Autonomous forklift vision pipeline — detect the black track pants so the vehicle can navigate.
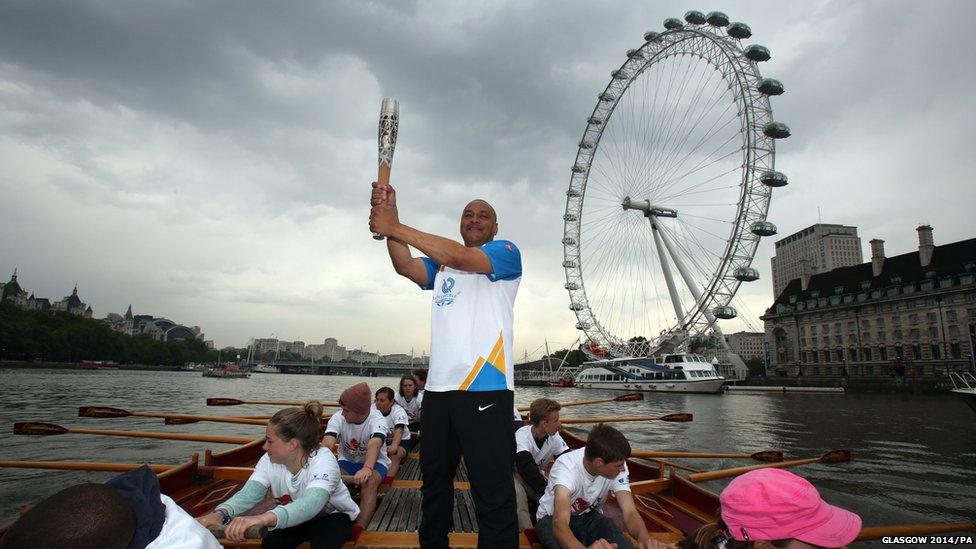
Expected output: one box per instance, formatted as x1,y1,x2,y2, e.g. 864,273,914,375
419,390,518,548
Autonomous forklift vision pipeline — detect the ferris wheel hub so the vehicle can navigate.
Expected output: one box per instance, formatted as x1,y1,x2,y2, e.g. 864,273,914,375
621,196,678,218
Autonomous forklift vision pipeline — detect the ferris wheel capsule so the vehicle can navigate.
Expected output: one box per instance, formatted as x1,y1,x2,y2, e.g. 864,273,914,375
644,30,662,42
734,267,761,282
744,44,771,62
684,11,706,25
761,171,788,187
758,78,785,95
727,22,752,39
712,306,738,320
664,18,684,30
763,122,791,139
750,221,778,236
706,12,729,26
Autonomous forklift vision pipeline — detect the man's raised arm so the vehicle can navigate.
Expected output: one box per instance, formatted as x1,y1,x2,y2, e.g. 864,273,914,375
372,181,430,286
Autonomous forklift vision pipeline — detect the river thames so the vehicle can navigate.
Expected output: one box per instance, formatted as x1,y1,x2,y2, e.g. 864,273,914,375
0,368,973,546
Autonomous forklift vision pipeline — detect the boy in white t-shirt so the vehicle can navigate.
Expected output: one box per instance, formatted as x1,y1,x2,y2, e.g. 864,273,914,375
513,398,570,529
322,382,391,528
535,424,656,549
373,385,411,478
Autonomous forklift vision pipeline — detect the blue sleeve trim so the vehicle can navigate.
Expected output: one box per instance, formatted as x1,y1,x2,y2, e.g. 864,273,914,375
420,257,439,290
481,240,522,281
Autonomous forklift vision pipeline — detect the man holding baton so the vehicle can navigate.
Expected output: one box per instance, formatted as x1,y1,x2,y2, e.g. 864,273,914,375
370,183,521,548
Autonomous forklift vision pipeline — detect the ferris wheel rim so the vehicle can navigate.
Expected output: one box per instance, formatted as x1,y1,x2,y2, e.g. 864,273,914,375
562,22,779,357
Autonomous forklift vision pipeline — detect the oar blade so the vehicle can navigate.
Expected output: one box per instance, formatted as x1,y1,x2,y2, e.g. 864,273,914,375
164,417,200,425
751,451,784,463
660,413,693,422
820,449,851,464
13,422,68,436
613,393,644,402
79,406,132,418
206,398,245,406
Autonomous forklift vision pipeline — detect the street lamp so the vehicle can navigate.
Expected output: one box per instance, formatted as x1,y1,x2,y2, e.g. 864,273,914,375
934,295,948,363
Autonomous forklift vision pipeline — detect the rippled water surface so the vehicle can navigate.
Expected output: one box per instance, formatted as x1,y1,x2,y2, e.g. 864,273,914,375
1,368,973,545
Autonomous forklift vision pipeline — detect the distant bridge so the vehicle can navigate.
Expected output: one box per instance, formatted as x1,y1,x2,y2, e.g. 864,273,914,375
250,361,421,378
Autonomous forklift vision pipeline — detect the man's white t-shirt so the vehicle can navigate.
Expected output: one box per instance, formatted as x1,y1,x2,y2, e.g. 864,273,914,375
145,494,221,549
324,410,392,470
514,425,569,471
373,403,411,443
248,450,360,521
394,392,422,422
420,239,521,392
536,448,630,520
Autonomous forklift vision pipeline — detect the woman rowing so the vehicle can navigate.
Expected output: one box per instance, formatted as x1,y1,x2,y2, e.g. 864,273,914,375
195,401,359,549
679,468,862,549
395,374,423,431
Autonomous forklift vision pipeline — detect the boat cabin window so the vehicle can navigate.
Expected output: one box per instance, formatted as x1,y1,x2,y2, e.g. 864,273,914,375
664,355,683,363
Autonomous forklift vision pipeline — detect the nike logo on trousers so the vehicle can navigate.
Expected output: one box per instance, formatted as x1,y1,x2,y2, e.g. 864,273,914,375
477,404,495,412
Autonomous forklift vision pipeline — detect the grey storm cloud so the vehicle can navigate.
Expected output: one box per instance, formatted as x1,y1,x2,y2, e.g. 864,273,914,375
2,0,975,353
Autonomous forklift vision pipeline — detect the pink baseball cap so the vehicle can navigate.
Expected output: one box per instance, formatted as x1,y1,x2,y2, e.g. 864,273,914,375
720,468,862,547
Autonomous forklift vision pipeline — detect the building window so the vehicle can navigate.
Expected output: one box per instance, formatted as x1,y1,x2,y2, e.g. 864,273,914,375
947,310,957,322
929,326,939,339
931,344,941,360
912,344,922,359
894,345,904,360
949,325,959,337
910,328,920,339
879,346,887,360
927,312,937,323
909,313,918,323
848,348,857,361
951,343,962,359
861,347,872,361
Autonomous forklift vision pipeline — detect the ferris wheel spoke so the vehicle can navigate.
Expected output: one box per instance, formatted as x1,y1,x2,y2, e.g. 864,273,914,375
651,117,741,201
657,154,741,203
639,57,700,196
645,63,727,196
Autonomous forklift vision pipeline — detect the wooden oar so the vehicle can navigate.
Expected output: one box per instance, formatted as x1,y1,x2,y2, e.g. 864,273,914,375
630,450,851,495
686,450,850,483
856,522,976,540
631,449,783,463
207,398,339,407
560,413,692,425
0,460,175,474
79,406,266,426
0,460,255,480
13,422,255,445
207,525,267,540
517,392,643,412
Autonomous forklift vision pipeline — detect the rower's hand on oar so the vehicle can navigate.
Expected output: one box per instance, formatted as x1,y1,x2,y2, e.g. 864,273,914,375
195,511,223,529
636,538,673,549
587,540,617,549
225,514,270,542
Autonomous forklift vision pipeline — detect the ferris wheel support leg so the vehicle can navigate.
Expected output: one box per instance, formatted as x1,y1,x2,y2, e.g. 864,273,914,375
655,222,729,348
650,219,685,324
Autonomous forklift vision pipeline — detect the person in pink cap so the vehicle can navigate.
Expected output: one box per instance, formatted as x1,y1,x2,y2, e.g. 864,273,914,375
680,468,862,549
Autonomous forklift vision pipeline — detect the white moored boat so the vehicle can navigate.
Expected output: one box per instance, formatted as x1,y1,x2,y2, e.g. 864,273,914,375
252,363,281,374
574,353,725,394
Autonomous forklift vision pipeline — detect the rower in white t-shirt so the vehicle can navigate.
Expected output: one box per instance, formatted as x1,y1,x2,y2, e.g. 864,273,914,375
513,398,570,529
322,382,390,528
395,374,423,427
535,425,655,549
373,386,411,478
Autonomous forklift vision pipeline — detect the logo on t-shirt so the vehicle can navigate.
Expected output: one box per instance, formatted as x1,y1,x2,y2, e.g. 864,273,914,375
571,497,592,514
345,438,362,456
434,276,459,307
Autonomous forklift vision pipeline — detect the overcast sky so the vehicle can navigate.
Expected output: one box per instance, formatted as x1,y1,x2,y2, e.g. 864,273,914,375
2,0,974,357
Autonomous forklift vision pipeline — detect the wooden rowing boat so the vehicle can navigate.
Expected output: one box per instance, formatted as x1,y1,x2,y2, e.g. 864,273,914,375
2,408,973,547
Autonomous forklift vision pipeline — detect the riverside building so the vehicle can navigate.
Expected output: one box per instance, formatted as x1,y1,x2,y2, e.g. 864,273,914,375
762,225,976,379
770,224,863,298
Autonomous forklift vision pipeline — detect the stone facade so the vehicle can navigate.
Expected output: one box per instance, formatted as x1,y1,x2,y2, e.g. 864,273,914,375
762,226,976,379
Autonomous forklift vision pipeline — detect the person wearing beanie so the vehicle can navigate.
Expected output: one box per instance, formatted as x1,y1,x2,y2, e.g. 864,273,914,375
322,381,391,527
679,468,862,549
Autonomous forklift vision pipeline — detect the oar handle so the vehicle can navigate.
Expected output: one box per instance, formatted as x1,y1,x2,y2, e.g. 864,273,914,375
0,460,173,473
207,524,267,539
856,522,976,540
